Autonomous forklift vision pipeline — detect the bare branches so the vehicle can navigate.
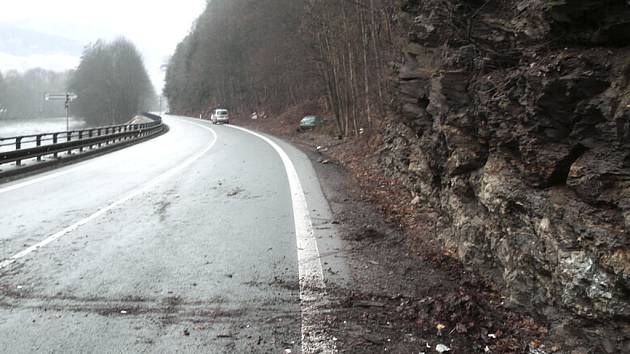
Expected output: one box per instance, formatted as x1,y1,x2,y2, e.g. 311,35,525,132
69,38,154,126
304,0,394,136
164,0,319,117
164,0,395,135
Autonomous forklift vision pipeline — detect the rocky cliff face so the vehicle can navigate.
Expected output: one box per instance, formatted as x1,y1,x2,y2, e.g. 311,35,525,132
385,0,630,351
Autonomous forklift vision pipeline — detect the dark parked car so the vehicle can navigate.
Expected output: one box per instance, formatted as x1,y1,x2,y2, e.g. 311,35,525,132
297,115,323,132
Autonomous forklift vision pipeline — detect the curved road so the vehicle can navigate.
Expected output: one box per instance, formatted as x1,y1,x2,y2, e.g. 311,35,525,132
0,116,347,353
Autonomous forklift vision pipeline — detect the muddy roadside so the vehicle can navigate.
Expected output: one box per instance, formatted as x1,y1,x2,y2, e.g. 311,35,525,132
311,148,549,353
234,116,551,353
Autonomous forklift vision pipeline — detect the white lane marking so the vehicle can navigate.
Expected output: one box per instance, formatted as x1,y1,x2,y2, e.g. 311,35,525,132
0,123,217,270
226,125,335,353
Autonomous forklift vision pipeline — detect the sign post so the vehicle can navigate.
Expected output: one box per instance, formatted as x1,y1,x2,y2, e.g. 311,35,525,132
45,92,77,131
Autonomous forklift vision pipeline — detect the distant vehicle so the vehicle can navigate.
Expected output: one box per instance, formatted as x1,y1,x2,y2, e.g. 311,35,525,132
297,115,323,132
211,109,229,124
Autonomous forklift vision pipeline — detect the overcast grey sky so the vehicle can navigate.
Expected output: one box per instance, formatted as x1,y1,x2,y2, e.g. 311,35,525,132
0,0,207,91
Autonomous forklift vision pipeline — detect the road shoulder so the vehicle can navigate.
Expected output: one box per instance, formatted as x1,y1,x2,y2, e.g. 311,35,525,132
275,136,548,353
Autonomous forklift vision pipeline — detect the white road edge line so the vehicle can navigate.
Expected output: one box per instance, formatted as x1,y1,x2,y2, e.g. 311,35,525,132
0,122,218,270
226,125,335,354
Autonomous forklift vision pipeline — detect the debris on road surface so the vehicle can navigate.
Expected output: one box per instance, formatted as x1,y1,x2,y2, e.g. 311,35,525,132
436,343,451,352
183,328,190,336
455,323,467,334
227,188,243,197
353,300,385,308
436,323,446,336
362,333,386,344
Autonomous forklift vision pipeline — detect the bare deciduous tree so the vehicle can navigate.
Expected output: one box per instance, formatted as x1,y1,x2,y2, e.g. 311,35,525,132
304,0,394,136
164,0,320,118
69,38,155,126
164,0,395,137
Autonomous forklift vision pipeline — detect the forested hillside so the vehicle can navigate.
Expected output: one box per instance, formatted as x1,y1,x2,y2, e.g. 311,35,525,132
164,0,394,136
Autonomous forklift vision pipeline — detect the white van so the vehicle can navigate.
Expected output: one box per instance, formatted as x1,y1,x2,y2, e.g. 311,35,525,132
211,109,229,124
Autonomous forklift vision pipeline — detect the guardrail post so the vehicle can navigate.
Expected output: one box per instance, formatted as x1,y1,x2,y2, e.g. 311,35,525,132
67,132,72,155
79,131,83,152
36,135,42,161
16,137,22,166
98,129,102,147
53,133,58,158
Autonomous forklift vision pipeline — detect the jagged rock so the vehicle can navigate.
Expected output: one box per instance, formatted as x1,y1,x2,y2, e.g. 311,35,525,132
390,0,630,351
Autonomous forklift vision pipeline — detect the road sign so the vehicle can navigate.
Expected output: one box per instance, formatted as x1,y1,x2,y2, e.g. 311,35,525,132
45,94,66,101
45,93,77,101
43,92,78,132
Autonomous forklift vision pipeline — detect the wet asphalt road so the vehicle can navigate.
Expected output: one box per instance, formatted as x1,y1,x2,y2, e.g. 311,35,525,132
0,116,346,353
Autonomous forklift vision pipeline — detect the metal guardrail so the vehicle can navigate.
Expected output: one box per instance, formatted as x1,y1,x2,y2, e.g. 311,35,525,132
0,113,165,168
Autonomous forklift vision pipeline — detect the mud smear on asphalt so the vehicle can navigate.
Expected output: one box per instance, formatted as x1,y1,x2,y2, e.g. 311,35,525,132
159,295,183,325
153,187,181,222
155,200,172,222
205,182,263,202
0,289,294,324
243,277,300,292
